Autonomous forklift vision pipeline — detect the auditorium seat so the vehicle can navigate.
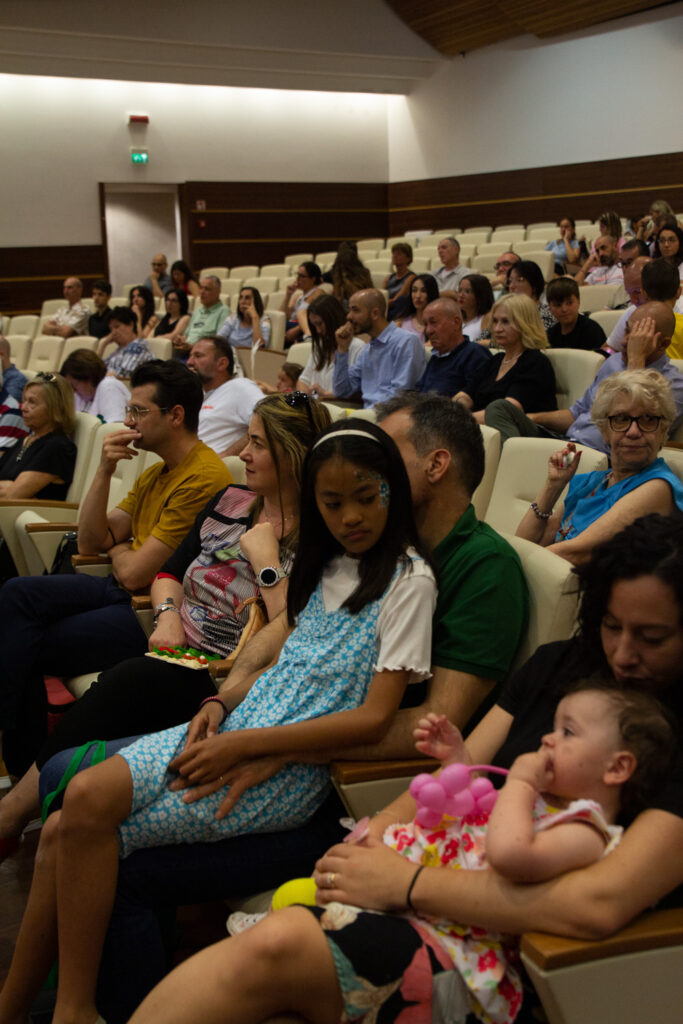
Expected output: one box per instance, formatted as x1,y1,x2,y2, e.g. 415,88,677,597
578,284,621,313
7,314,39,340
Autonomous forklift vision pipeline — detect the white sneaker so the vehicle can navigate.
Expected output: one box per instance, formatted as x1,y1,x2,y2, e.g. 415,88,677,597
226,910,267,936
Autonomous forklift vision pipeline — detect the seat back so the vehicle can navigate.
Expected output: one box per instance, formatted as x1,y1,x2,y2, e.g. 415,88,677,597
589,309,623,336
472,424,501,520
40,298,66,317
264,310,286,351
66,412,103,503
146,337,173,360
579,284,620,313
245,276,278,295
7,335,32,370
230,265,259,279
61,336,98,362
287,341,312,366
484,437,608,536
250,348,286,387
8,315,39,340
223,455,247,484
27,337,64,372
544,349,604,410
199,266,229,278
503,533,580,670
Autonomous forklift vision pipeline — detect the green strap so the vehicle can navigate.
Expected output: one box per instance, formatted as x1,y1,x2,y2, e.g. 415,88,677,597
40,739,106,823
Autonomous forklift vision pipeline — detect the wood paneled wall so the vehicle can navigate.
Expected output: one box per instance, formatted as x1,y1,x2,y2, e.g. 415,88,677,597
388,153,683,234
2,153,681,315
0,246,107,317
183,182,389,272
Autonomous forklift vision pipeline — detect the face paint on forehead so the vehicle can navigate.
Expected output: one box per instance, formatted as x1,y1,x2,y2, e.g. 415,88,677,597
352,469,391,507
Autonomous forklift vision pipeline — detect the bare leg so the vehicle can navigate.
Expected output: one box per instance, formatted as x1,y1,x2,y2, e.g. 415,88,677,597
0,813,61,1024
130,907,344,1024
0,763,41,839
52,755,133,1024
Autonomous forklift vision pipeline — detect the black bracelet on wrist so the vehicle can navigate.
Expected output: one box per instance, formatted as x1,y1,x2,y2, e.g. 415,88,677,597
406,865,425,913
199,695,229,724
530,501,553,521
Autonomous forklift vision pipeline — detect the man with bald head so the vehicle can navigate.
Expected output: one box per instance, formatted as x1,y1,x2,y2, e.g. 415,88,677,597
575,236,624,286
415,297,490,396
486,301,683,449
41,277,89,338
332,288,426,407
143,254,171,299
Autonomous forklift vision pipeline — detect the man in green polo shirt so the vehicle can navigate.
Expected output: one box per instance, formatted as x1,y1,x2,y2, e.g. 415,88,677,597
174,275,229,358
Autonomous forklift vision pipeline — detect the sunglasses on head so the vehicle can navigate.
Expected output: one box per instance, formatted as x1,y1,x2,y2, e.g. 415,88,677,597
284,390,315,427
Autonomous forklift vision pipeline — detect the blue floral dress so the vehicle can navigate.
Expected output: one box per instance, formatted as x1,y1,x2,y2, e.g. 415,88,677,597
117,577,386,857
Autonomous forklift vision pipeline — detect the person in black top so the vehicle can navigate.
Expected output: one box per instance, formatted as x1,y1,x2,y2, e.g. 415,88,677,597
0,372,76,501
546,277,607,351
88,279,113,340
454,293,556,421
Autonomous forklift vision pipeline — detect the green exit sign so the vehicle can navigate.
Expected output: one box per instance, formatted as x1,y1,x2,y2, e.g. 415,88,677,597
131,150,149,165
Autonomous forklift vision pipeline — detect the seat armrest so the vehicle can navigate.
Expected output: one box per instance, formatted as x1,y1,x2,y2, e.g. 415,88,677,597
520,907,683,970
131,593,152,611
0,499,79,510
71,553,112,567
24,521,79,534
331,758,439,785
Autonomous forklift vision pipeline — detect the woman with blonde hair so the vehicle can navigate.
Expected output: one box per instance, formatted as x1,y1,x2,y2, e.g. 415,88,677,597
518,368,683,564
454,294,556,423
0,372,76,500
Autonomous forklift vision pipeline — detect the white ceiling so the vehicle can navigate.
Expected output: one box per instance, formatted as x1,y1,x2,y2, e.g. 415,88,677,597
0,0,442,94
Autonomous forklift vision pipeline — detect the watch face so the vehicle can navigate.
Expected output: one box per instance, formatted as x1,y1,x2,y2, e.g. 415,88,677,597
260,567,278,586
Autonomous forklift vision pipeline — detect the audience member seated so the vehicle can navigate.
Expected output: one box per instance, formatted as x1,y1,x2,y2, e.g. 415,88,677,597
398,272,439,341
333,289,426,407
383,243,416,320
0,360,231,789
591,209,627,252
0,335,28,402
545,277,606,351
176,276,230,357
88,279,113,340
575,236,624,286
603,256,650,352
41,277,89,338
0,394,329,848
0,372,76,501
654,223,683,281
60,349,129,422
545,217,580,272
330,246,373,310
256,362,304,395
98,307,155,379
490,251,520,295
119,515,683,1024
187,335,263,456
619,237,650,270
518,369,683,564
433,236,469,293
282,262,326,346
454,294,556,424
217,287,271,349
507,259,556,330
457,273,494,343
0,355,28,457
414,297,490,397
486,302,683,447
143,254,172,299
170,260,200,299
297,294,364,399
129,285,156,337
144,287,190,342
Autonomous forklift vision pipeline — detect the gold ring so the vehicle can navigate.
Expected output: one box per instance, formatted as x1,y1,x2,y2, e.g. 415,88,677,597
327,872,336,888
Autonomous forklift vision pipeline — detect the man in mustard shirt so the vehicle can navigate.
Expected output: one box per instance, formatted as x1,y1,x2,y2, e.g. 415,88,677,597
0,361,231,805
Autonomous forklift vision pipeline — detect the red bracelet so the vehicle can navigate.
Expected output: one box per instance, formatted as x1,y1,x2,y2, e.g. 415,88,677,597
199,695,228,724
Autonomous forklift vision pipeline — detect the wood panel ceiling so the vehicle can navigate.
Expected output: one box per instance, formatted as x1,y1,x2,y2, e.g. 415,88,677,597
387,0,675,54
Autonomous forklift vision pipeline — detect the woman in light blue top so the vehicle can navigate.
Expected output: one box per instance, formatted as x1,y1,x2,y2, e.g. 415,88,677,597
218,286,271,349
517,367,683,564
545,217,580,271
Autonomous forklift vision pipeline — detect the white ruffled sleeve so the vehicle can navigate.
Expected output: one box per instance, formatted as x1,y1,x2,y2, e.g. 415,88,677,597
374,554,436,683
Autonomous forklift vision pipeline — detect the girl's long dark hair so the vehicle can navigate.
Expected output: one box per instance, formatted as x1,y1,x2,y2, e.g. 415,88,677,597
403,273,439,318
307,293,347,371
287,419,434,624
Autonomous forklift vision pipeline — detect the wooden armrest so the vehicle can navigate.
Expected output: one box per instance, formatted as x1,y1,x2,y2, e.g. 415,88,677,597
520,907,683,970
0,499,79,509
209,657,233,679
330,757,439,785
131,593,152,610
71,553,112,567
24,521,79,534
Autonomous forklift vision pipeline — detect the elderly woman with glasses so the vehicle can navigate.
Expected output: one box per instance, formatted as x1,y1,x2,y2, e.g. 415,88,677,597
0,372,76,501
517,368,683,564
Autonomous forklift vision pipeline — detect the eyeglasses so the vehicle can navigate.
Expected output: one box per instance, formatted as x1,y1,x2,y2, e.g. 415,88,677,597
35,372,58,384
607,413,663,433
284,390,315,427
125,404,169,421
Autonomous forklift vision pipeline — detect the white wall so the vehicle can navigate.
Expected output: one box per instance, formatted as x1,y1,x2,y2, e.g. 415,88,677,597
0,75,388,247
387,6,683,182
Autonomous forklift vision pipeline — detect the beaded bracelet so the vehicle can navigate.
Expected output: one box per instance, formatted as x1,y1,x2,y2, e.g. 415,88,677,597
406,865,425,912
199,695,229,724
530,501,553,521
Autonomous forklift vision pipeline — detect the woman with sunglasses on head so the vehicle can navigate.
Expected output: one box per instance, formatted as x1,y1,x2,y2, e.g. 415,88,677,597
0,373,76,501
518,368,683,564
0,392,331,860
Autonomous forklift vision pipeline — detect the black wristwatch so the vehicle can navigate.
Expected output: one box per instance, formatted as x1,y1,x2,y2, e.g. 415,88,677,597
256,566,288,588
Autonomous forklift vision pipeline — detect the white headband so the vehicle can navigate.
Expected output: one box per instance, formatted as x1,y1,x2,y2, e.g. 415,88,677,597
312,428,382,450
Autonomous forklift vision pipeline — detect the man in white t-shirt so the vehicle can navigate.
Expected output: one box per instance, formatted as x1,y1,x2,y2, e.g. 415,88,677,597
187,334,263,457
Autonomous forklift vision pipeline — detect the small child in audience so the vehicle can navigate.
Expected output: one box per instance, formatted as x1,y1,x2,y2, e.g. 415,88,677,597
545,277,607,352
257,361,304,394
